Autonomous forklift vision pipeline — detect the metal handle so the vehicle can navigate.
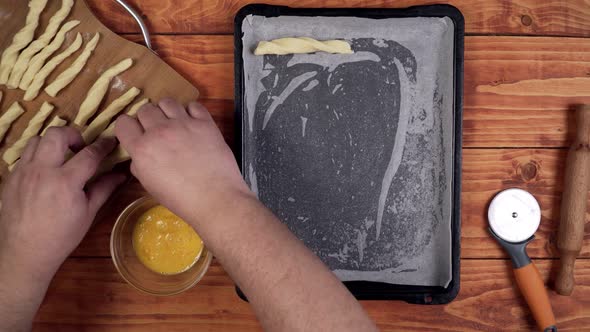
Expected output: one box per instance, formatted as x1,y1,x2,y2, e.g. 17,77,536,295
115,0,153,51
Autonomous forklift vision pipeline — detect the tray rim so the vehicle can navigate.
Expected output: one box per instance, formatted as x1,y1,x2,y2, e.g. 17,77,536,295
233,3,464,304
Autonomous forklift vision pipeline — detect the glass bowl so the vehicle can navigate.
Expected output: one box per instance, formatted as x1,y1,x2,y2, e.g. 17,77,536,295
110,196,212,296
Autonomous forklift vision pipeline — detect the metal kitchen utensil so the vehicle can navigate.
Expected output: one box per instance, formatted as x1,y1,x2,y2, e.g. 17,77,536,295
488,188,557,332
115,0,153,50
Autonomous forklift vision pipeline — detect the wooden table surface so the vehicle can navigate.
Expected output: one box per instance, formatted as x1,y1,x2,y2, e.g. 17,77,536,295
32,0,590,331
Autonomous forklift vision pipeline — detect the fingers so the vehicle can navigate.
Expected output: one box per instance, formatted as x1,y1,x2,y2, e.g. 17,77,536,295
158,98,188,119
63,137,117,185
19,136,41,163
86,173,126,216
137,103,167,129
188,101,212,121
34,127,84,166
115,114,143,155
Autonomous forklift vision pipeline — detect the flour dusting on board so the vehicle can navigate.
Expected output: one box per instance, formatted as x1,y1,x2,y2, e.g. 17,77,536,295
111,76,127,91
241,15,455,287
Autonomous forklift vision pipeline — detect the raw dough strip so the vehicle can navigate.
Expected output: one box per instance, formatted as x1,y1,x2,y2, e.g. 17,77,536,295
23,33,83,101
18,20,80,90
41,115,67,135
2,102,54,164
7,0,74,88
97,98,149,173
45,33,100,97
82,87,141,143
74,58,133,127
0,102,26,142
100,98,148,138
254,37,353,55
8,115,67,171
0,0,48,84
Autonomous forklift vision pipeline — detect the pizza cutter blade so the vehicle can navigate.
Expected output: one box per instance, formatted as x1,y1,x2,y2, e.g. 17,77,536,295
488,188,557,332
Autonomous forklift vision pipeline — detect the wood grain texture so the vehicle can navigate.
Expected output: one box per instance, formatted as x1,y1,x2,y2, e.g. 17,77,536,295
0,0,198,174
33,258,590,331
85,0,590,37
118,34,590,148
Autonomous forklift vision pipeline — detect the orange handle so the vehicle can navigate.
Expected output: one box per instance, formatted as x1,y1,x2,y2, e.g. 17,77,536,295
513,263,556,331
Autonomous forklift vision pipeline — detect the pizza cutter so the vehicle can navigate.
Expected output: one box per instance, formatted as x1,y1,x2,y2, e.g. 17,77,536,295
488,188,557,332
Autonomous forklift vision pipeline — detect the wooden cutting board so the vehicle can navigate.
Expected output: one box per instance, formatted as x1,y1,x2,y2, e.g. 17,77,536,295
0,0,199,163
0,0,199,219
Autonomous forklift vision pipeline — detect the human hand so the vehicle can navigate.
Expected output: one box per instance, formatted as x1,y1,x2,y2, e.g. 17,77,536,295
0,128,125,280
115,98,252,226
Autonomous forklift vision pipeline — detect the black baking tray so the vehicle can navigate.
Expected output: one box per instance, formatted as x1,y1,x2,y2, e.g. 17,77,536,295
233,4,464,304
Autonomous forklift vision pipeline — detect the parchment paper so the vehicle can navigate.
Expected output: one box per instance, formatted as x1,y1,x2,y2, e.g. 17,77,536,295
241,15,455,287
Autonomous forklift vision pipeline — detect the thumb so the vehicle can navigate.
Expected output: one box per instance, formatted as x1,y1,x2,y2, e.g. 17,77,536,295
86,173,126,216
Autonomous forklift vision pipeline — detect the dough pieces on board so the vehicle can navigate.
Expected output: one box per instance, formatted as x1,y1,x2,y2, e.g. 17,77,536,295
8,115,67,171
82,87,140,143
7,0,74,88
3,102,54,165
18,20,80,90
24,33,83,101
0,102,26,142
100,98,148,139
254,37,353,55
74,58,133,127
45,33,100,98
0,0,48,84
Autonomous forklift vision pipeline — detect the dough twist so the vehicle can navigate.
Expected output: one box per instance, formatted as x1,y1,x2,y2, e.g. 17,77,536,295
40,115,67,136
97,98,149,173
18,20,80,90
254,37,353,55
45,33,100,97
24,33,83,101
3,102,54,165
100,98,149,138
7,0,74,88
0,0,48,84
8,115,67,171
74,58,133,127
0,102,26,142
82,87,141,143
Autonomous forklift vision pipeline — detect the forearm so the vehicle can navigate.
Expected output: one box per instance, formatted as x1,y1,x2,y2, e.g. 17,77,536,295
191,194,377,332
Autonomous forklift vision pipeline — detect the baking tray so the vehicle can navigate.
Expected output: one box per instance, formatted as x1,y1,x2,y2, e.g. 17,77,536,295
234,4,464,304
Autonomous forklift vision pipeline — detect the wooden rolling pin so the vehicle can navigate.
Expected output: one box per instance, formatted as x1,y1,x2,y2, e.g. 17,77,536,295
556,104,590,295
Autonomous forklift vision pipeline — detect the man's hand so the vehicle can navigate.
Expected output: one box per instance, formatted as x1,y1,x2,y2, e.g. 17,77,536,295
115,98,252,225
0,127,124,331
116,99,377,332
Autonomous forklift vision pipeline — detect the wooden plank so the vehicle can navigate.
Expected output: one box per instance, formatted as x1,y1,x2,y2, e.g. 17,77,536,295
33,258,590,331
71,148,590,259
119,34,590,148
85,0,590,37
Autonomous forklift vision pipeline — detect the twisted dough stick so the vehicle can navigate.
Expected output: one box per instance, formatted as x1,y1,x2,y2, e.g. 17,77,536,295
3,102,54,165
24,33,83,101
99,98,148,139
0,0,48,84
40,115,67,135
8,115,67,171
97,98,149,173
45,33,100,97
18,20,80,90
254,37,353,55
0,102,26,142
74,58,133,127
82,87,141,143
7,0,74,88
